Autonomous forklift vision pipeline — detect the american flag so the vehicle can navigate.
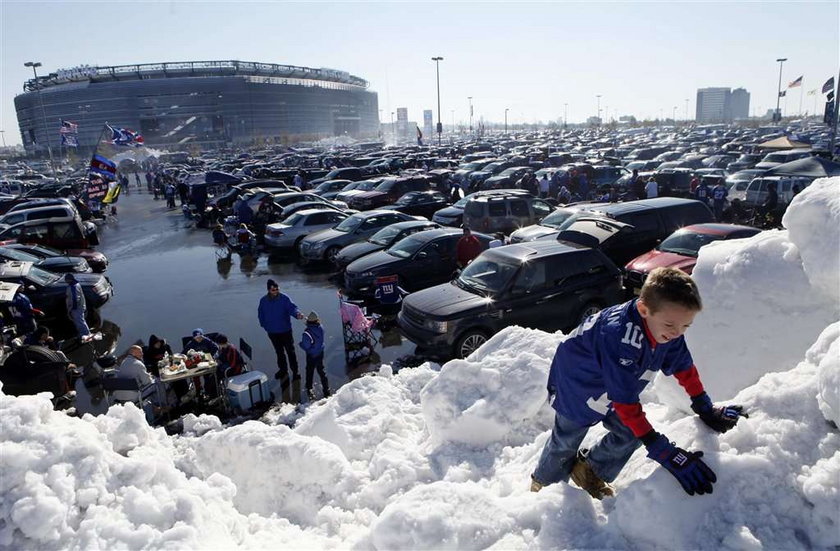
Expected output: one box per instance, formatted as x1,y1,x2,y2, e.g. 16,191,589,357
59,119,78,134
788,76,803,89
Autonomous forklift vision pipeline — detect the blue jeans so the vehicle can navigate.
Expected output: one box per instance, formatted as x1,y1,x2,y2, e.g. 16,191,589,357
69,309,90,337
533,409,641,485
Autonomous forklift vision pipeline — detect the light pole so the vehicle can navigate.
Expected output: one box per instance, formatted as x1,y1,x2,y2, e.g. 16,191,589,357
468,96,473,136
596,95,602,125
450,110,455,134
564,103,568,128
685,98,689,121
24,61,56,177
0,130,6,148
390,111,395,141
504,108,509,134
775,57,787,122
431,56,444,146
672,106,677,122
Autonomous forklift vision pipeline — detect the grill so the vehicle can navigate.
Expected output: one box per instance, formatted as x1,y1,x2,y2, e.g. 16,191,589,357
401,304,426,328
625,270,646,289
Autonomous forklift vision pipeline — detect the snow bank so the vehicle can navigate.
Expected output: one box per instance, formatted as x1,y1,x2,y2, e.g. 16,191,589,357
665,177,840,403
1,177,838,550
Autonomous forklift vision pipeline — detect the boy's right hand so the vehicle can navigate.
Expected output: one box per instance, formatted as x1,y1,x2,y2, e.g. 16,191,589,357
645,433,716,496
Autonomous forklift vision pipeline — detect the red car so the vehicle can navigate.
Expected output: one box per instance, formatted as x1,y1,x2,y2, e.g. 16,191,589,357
624,223,760,293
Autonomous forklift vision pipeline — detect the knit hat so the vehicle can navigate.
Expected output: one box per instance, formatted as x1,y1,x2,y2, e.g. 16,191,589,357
307,311,320,323
192,328,204,337
215,333,228,344
64,273,76,283
267,278,278,290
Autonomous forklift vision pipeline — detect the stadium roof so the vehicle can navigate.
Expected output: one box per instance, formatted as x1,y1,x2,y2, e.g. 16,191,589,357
23,60,368,92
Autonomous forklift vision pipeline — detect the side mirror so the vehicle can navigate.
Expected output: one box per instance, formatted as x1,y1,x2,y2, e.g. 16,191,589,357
416,251,428,260
27,285,37,293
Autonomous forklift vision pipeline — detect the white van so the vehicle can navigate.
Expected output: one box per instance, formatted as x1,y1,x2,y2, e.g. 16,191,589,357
0,205,77,227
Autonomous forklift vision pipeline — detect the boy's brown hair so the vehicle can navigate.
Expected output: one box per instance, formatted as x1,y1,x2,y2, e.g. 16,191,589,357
639,267,702,313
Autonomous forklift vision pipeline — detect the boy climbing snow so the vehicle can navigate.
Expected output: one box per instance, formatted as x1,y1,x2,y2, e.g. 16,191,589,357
531,266,746,499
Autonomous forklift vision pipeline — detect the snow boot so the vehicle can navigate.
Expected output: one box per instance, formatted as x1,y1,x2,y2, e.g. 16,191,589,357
570,451,614,500
529,475,544,493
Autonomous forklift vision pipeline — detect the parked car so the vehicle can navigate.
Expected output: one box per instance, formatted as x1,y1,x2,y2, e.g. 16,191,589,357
381,191,450,219
344,227,492,297
279,201,352,221
264,209,349,250
5,243,108,273
754,149,812,170
347,177,432,210
509,203,607,243
0,215,99,250
333,219,440,270
726,153,764,172
742,175,813,207
308,167,366,188
334,178,388,204
725,169,767,198
0,204,78,227
482,167,530,190
312,179,353,199
462,191,554,234
623,223,761,294
398,240,624,358
0,246,91,274
298,210,417,262
0,260,112,320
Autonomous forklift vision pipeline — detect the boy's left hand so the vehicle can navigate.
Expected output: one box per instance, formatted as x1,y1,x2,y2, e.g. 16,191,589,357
691,392,748,433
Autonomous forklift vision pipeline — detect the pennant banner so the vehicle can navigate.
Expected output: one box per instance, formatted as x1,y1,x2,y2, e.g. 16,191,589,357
89,154,117,180
107,124,144,147
779,91,786,98
61,134,78,148
823,77,835,94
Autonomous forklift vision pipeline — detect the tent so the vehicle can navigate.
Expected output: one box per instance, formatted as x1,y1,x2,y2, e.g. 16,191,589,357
764,156,840,178
756,136,810,150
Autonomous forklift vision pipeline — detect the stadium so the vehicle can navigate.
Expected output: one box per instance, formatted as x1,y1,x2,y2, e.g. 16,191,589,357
14,60,380,154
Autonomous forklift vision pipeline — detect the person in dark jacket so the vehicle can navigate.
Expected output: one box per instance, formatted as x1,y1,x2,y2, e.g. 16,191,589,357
258,279,304,389
215,334,245,378
10,288,43,338
236,199,254,225
143,334,173,377
299,311,329,400
182,328,219,356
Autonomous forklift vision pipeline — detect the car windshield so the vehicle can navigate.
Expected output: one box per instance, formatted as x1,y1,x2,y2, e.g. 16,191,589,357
27,265,60,286
369,225,402,246
658,230,721,257
386,235,425,258
762,153,787,163
394,194,416,205
461,162,485,170
375,181,395,192
315,182,334,192
357,181,378,191
483,162,504,172
341,182,359,191
541,208,577,229
457,256,519,294
334,214,364,233
453,196,470,208
0,248,38,262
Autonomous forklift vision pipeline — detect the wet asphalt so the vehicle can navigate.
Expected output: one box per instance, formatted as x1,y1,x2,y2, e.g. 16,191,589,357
73,184,417,415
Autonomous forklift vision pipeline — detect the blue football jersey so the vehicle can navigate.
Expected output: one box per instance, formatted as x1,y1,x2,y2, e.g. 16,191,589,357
547,299,694,426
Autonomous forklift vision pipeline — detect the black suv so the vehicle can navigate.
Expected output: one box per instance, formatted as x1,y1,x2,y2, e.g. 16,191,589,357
344,228,492,297
398,240,624,359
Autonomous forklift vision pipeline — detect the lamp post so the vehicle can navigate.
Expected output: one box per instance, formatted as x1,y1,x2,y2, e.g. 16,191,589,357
24,61,56,177
504,108,509,134
596,95,602,125
564,103,568,128
450,109,455,134
672,106,677,123
390,111,395,141
775,57,787,122
685,98,689,121
431,56,443,146
0,130,6,148
467,96,473,136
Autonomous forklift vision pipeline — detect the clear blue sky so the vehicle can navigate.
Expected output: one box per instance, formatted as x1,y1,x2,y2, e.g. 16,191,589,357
1,1,837,145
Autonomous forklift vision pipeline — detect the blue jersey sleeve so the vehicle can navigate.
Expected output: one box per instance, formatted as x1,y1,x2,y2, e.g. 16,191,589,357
660,336,694,376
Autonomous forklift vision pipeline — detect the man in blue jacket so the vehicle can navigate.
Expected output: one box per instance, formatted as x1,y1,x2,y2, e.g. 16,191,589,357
258,279,304,390
299,311,329,401
65,273,90,338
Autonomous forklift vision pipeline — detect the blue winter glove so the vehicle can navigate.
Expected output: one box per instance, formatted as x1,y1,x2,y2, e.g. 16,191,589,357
645,432,716,496
691,392,747,434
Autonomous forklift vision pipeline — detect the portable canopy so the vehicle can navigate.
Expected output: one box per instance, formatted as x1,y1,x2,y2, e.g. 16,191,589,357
764,156,840,178
756,136,810,150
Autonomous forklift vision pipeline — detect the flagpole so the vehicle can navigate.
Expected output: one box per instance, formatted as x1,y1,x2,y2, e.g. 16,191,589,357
829,68,840,160
87,123,110,180
799,84,803,117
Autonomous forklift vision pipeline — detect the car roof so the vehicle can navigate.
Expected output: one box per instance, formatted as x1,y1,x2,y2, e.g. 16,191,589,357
583,197,702,216
388,219,438,229
403,227,464,241
0,260,33,278
294,208,348,218
483,239,592,262
681,223,759,235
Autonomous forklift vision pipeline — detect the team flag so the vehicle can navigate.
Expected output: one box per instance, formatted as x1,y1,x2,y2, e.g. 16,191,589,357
59,119,79,134
107,124,144,147
89,154,117,179
61,134,78,148
823,77,835,94
788,76,803,88
807,89,817,96
778,91,786,98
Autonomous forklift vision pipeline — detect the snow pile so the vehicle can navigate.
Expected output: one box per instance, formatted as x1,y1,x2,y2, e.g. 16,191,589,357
0,178,838,549
659,176,840,404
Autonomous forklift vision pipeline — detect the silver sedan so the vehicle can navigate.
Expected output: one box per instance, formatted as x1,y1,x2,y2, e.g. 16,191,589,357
264,208,349,250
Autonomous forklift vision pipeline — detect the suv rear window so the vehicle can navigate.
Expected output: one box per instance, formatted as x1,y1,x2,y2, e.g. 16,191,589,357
509,200,529,217
464,201,484,217
488,202,507,216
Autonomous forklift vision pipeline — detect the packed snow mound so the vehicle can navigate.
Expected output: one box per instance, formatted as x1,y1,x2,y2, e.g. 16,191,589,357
667,179,840,403
783,177,840,302
811,322,840,426
420,327,555,447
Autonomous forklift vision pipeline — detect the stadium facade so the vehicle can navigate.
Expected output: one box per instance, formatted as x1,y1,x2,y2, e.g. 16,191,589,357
15,60,380,154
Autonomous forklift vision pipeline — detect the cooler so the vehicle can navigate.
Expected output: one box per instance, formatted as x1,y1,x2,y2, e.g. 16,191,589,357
226,371,270,411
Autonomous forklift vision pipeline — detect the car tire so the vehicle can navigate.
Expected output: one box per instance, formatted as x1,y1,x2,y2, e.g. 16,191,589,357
454,329,489,359
325,246,340,263
577,302,603,325
293,236,305,251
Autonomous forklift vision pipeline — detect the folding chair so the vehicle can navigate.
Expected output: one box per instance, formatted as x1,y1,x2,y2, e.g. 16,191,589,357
101,376,161,408
373,275,408,316
339,293,378,364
